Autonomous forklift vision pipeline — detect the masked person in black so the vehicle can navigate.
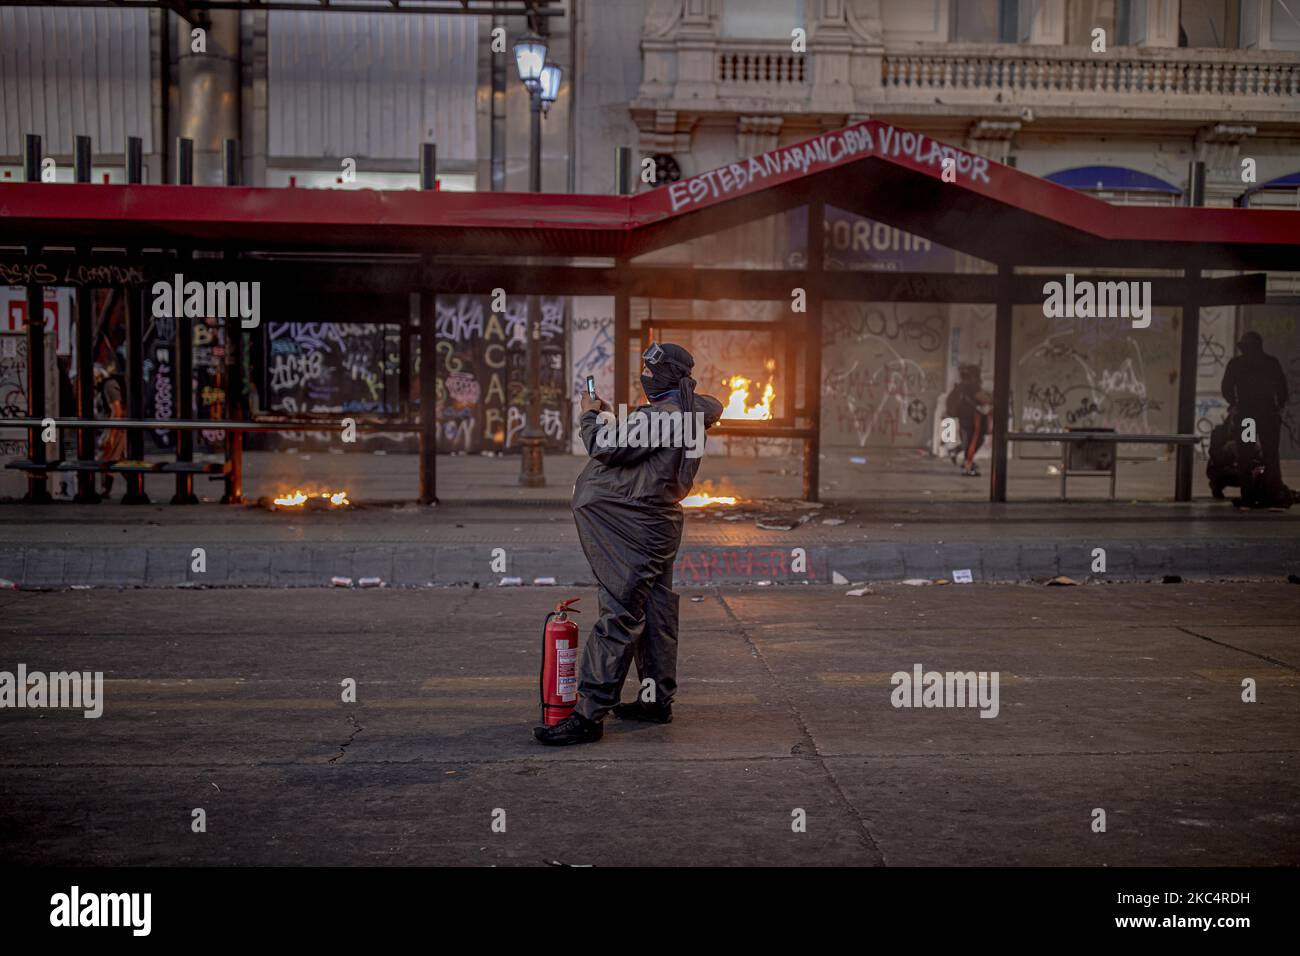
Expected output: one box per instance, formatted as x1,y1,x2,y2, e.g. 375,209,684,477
1221,331,1291,509
534,342,723,745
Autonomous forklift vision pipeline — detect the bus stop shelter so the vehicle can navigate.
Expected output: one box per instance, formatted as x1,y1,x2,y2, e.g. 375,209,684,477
3,118,1298,504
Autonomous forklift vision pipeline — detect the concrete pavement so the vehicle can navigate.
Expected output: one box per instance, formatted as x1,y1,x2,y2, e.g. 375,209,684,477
0,583,1296,866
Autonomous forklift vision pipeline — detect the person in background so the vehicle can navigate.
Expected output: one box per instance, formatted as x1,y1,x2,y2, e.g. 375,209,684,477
1221,331,1290,509
944,363,992,478
94,359,126,499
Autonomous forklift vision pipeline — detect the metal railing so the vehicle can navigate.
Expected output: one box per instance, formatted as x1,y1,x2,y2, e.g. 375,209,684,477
882,45,1300,101
3,416,422,503
3,418,419,433
717,44,808,87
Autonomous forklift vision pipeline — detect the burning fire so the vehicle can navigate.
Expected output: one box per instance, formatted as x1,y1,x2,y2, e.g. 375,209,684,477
272,490,351,508
720,372,775,421
681,482,738,509
681,491,737,508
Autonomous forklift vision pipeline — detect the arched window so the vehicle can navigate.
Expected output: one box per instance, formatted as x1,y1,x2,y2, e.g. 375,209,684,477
1239,172,1300,209
1044,165,1182,206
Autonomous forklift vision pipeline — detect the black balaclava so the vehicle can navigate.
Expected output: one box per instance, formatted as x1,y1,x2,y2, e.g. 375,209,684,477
642,343,697,413
1237,331,1263,355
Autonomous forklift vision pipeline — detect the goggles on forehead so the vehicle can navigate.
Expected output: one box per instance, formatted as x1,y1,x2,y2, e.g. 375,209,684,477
642,342,665,366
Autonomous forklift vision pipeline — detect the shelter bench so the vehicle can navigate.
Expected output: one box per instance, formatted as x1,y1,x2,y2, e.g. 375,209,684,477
1005,431,1201,501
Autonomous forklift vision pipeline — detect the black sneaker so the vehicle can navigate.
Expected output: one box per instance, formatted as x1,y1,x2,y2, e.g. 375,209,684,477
533,712,603,746
612,701,673,724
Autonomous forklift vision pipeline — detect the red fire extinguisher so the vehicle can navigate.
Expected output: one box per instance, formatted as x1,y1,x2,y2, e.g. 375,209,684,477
540,598,581,726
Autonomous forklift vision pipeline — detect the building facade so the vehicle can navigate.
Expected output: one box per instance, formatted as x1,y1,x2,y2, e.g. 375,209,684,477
611,0,1300,461
2,0,1298,472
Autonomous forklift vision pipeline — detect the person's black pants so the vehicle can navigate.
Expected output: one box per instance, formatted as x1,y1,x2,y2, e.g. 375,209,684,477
572,500,682,721
1236,409,1286,506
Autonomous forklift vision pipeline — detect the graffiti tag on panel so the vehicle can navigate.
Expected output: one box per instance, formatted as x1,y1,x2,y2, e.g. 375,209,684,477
434,295,567,454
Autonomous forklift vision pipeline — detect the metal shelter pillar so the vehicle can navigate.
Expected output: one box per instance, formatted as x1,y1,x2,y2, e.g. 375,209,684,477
802,200,825,502
990,263,1014,503
1175,268,1202,502
22,134,52,503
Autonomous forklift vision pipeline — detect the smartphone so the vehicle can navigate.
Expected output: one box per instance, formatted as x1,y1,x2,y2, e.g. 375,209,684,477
585,376,597,398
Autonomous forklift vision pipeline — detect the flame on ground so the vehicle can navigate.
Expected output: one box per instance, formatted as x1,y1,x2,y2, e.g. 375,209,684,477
720,374,775,421
273,489,351,508
681,492,738,508
681,482,738,508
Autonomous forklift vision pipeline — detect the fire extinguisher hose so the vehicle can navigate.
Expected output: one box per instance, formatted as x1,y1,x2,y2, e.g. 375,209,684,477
538,610,556,722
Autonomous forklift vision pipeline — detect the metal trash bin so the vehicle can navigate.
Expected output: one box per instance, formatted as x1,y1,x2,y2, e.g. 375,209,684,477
1063,427,1117,499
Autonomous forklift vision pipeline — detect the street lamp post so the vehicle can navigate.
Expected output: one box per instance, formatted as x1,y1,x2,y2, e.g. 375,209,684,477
513,33,560,487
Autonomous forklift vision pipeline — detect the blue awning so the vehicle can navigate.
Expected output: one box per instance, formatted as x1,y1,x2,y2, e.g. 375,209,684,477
1044,165,1182,194
1242,170,1300,196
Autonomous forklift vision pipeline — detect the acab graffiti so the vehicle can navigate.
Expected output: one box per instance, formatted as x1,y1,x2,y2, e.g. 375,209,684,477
434,294,567,454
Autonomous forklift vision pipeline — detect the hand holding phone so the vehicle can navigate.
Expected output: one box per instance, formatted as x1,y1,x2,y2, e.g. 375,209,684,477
586,376,597,398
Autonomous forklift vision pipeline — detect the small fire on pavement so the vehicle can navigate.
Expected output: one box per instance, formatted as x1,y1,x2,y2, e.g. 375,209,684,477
268,489,352,510
681,481,738,509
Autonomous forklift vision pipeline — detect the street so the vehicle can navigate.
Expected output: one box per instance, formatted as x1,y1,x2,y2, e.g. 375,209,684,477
1,582,1296,866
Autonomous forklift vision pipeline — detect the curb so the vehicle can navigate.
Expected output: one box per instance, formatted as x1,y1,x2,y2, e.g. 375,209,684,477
2,538,1298,588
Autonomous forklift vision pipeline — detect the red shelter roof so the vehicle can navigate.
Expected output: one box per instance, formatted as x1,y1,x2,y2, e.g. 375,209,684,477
2,119,1296,270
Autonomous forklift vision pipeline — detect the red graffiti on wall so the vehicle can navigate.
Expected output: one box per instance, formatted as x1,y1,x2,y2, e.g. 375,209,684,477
674,548,817,583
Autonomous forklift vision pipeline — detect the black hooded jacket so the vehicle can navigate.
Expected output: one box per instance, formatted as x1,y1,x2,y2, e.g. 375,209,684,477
1222,348,1288,418
574,394,724,509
